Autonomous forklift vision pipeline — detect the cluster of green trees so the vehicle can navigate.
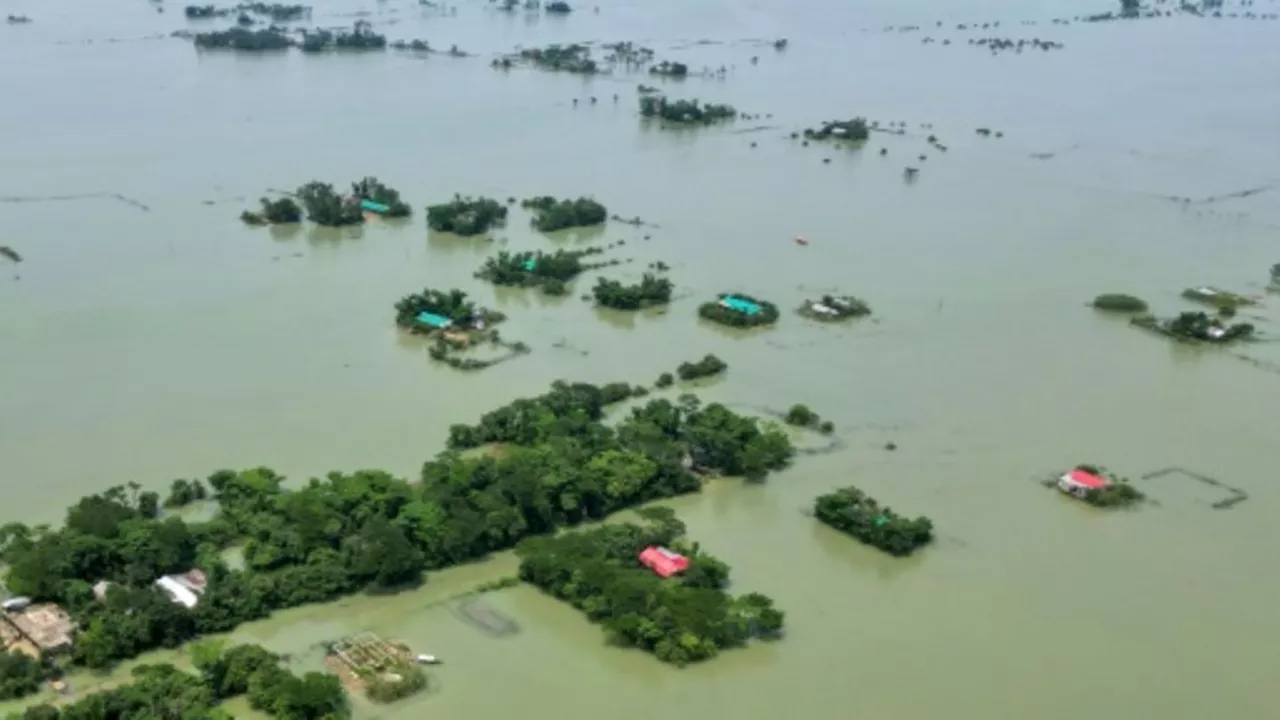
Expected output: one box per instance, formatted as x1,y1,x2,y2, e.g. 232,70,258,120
1091,293,1148,312
9,641,346,720
475,249,604,295
545,1,572,12
390,39,431,52
813,486,933,557
784,404,834,434
0,381,789,679
239,196,302,225
352,177,411,217
185,3,310,21
592,273,673,310
649,61,688,77
516,509,783,666
426,195,508,235
299,21,386,52
164,478,209,509
394,287,504,331
295,182,363,227
0,651,48,701
639,95,736,124
193,26,292,50
676,354,727,381
514,44,597,73
698,293,780,328
1132,311,1254,344
427,334,530,372
655,372,675,388
520,196,608,232
802,118,870,142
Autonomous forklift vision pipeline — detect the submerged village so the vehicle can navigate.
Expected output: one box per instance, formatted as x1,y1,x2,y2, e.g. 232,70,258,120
3,0,1280,717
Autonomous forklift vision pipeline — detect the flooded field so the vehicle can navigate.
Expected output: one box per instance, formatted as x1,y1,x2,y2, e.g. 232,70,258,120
2,0,1279,716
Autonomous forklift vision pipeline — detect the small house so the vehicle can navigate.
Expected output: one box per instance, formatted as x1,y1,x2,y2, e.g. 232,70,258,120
359,199,391,215
415,311,454,330
638,546,690,578
718,295,761,316
4,603,75,654
156,572,206,609
1057,468,1110,499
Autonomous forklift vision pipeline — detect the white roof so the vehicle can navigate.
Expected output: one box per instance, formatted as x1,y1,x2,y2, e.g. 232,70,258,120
155,576,199,608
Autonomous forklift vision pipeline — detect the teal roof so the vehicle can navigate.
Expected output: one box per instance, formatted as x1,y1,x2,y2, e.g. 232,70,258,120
415,311,453,329
523,258,537,271
360,199,391,214
720,296,761,315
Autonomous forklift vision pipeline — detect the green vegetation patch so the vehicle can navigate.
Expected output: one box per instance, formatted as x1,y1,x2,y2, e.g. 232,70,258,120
476,248,613,296
299,21,386,52
676,354,727,381
426,195,508,236
783,404,833,434
593,273,673,310
698,293,780,329
521,196,608,232
1131,311,1254,344
802,118,870,143
516,510,783,667
296,181,364,227
1090,293,1148,313
639,95,736,125
798,294,871,321
240,196,302,225
814,486,934,557
1180,286,1254,312
0,649,47,701
164,478,210,509
394,287,506,333
194,26,293,50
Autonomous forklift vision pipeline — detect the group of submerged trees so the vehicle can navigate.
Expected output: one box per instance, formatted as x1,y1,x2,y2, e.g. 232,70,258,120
521,196,608,232
698,293,781,329
784,404,834,434
676,354,727,382
393,287,505,332
475,248,609,296
517,508,783,666
592,273,673,310
426,196,508,235
240,177,409,227
639,95,737,125
801,118,871,143
814,486,934,557
10,641,346,719
0,380,792,692
185,3,310,22
193,20,385,52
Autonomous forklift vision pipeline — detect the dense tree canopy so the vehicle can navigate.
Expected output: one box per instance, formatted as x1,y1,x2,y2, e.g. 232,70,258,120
1133,311,1254,344
0,381,790,676
676,354,726,381
521,196,608,232
193,26,292,50
1091,293,1147,313
814,486,933,556
351,177,410,217
639,95,736,124
393,287,503,330
426,196,508,235
784,404,833,434
299,21,385,52
0,651,48,701
698,293,780,328
475,249,605,295
515,44,597,73
516,510,783,666
592,273,672,310
295,182,364,227
802,118,870,142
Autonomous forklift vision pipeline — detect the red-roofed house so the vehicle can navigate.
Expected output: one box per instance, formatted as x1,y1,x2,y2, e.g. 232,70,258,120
1058,468,1110,499
638,546,690,578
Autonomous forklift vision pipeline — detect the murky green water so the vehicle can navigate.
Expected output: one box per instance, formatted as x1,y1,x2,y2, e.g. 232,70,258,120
3,0,1280,716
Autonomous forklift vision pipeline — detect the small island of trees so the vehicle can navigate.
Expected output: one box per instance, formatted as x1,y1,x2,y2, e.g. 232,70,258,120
521,196,608,232
299,21,386,52
649,60,689,77
1180,286,1255,313
640,95,737,125
784,404,833,434
1055,465,1145,508
426,195,508,236
394,288,525,371
351,176,411,217
476,248,609,296
509,43,597,73
296,181,364,227
798,294,871,322
592,273,673,310
185,3,311,22
1131,311,1255,344
813,486,934,557
544,1,572,12
240,196,302,225
676,354,727,381
698,293,780,329
802,118,870,143
193,26,293,50
516,509,783,667
1091,293,1148,312
0,379,792,686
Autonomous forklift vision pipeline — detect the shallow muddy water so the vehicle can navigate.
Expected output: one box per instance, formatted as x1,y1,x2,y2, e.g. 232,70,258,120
2,0,1279,716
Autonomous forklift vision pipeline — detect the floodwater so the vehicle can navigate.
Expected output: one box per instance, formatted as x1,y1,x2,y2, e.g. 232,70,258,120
3,0,1280,716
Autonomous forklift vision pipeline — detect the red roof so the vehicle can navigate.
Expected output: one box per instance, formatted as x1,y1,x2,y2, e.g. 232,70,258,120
638,546,690,578
1067,469,1110,489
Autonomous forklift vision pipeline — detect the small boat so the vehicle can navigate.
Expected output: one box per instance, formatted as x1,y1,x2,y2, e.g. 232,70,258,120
415,654,442,665
794,236,808,246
